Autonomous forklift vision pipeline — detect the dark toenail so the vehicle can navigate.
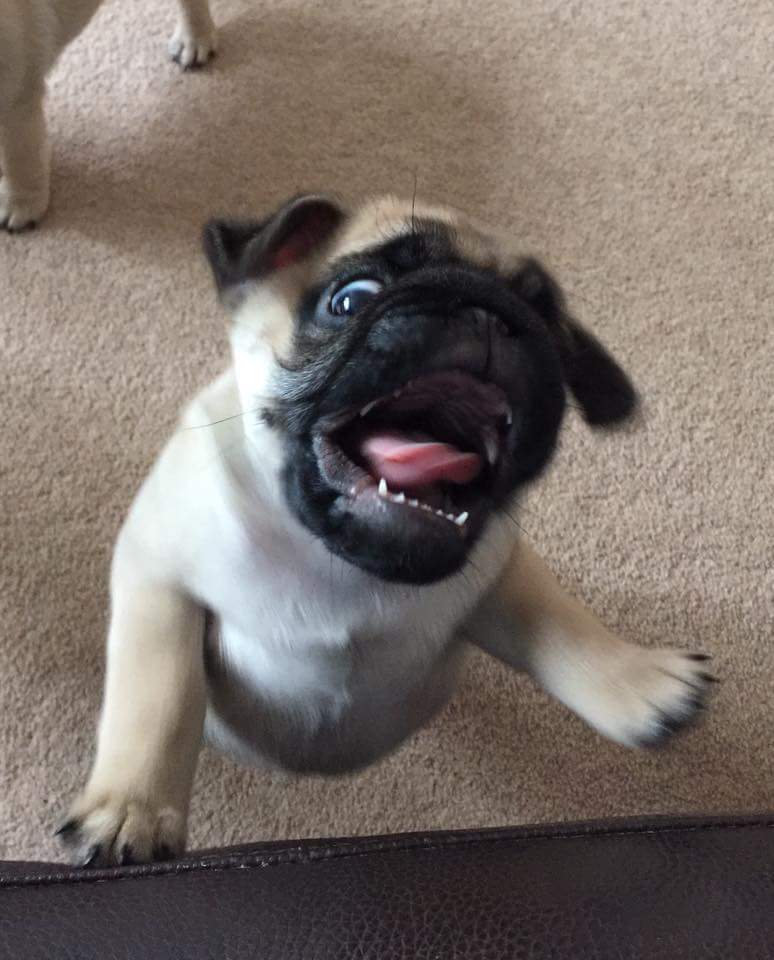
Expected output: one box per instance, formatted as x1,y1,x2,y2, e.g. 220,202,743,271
120,844,136,866
80,845,101,868
54,818,78,838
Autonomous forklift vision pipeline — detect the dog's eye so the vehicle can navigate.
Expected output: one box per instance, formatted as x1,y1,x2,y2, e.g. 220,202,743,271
329,279,384,317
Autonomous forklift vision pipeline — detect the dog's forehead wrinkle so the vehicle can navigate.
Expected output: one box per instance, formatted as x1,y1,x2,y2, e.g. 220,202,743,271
330,196,465,259
371,219,457,270
337,200,501,276
325,227,480,282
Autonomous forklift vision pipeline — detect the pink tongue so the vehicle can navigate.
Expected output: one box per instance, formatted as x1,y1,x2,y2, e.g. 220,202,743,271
360,431,481,489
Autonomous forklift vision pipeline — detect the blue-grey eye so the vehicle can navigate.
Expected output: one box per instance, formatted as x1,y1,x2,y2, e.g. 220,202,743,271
329,278,384,317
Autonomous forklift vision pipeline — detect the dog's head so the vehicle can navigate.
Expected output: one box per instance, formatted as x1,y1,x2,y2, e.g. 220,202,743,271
203,194,637,584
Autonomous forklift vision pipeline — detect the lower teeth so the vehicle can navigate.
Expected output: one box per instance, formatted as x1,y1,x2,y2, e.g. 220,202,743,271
376,479,468,526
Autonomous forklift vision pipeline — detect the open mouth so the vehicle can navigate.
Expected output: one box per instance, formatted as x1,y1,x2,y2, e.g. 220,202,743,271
314,370,513,532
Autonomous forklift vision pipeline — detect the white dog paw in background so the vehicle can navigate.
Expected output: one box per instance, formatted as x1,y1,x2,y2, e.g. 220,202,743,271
168,3,218,69
0,180,50,233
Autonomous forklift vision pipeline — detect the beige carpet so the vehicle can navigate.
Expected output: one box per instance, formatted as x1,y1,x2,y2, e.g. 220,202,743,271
2,0,773,862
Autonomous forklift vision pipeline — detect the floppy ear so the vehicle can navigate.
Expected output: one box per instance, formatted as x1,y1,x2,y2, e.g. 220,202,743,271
510,258,638,426
203,194,345,294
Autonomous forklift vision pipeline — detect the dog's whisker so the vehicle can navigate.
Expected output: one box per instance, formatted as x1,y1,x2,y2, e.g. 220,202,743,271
182,408,261,430
503,509,528,536
410,170,419,238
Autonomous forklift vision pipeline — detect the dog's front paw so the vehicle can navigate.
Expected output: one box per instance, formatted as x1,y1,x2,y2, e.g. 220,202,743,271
168,20,217,69
56,790,186,867
0,181,48,233
576,647,717,748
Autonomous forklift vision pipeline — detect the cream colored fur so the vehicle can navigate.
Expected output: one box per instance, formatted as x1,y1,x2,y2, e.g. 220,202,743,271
0,0,216,230
58,199,713,867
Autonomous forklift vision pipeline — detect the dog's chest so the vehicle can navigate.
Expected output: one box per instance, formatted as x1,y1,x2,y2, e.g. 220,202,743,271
208,541,466,697
206,615,466,773
197,527,476,772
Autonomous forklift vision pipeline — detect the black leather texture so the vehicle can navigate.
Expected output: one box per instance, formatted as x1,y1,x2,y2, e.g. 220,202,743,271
1,815,773,959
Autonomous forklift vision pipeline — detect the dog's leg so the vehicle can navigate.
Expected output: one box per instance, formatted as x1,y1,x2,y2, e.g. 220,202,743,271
0,90,50,232
168,0,217,69
58,556,206,866
469,540,715,747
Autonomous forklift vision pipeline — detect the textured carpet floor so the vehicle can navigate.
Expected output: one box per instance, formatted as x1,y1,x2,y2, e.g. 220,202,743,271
1,0,772,862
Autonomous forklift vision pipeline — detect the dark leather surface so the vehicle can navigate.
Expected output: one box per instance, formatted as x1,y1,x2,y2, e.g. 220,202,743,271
2,816,773,959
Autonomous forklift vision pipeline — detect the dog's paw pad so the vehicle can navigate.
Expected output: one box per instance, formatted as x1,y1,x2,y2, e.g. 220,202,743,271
168,22,217,69
56,793,185,867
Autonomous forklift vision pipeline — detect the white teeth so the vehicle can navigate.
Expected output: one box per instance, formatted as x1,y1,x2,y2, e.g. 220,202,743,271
484,432,499,466
376,487,468,527
360,399,381,417
380,487,409,505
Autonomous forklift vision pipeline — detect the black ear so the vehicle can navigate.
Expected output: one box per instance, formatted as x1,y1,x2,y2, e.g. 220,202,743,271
511,258,638,426
203,194,345,293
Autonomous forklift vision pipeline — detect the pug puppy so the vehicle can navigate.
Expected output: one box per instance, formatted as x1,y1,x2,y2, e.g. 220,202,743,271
0,0,216,232
57,194,714,866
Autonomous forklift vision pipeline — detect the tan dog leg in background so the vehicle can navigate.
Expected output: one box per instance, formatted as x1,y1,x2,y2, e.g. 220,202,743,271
0,0,217,231
0,91,50,232
58,545,206,866
471,541,713,747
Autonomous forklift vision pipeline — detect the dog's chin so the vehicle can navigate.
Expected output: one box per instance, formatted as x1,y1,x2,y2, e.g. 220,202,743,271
284,458,491,584
318,492,478,584
280,369,531,584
